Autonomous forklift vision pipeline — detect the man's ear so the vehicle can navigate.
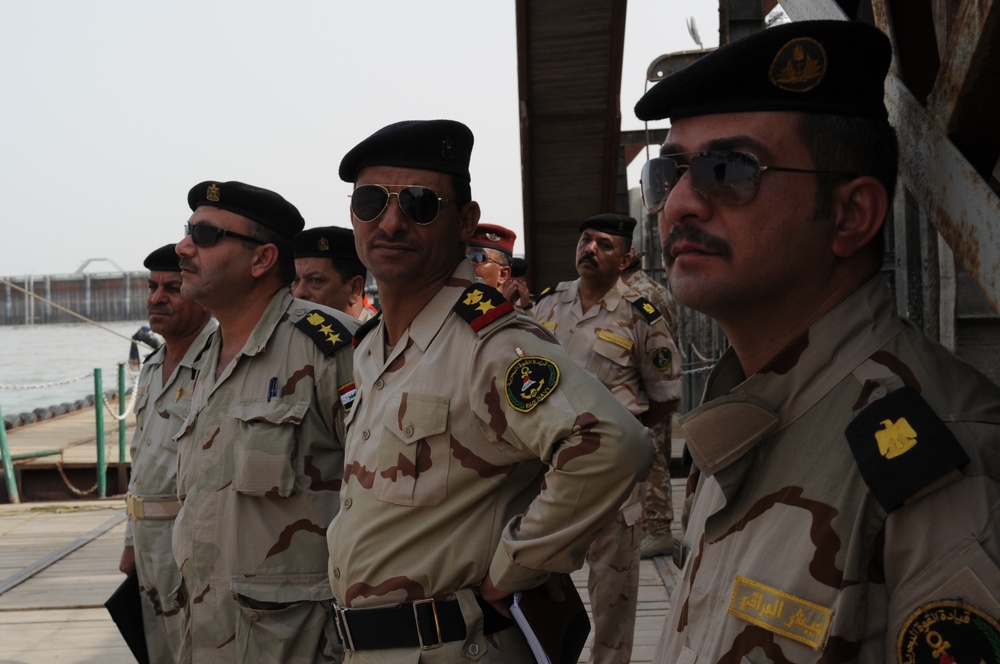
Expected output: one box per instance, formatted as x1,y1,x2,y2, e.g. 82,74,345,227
347,274,365,305
249,243,280,278
459,201,481,242
830,176,888,259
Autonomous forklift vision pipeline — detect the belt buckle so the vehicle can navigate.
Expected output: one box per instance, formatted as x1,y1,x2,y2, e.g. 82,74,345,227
125,493,144,520
333,605,355,652
413,598,443,650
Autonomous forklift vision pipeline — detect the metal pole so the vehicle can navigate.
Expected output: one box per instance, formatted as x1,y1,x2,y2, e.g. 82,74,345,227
0,403,20,504
94,368,106,498
118,363,127,463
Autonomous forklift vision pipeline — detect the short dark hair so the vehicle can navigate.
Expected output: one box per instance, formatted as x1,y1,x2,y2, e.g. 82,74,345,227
331,257,368,284
244,219,297,285
797,113,898,260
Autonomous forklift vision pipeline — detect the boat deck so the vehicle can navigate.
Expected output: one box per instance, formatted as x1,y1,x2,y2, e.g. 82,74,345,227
0,409,685,663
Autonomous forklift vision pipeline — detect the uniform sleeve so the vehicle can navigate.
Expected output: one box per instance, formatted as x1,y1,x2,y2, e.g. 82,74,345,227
471,323,653,592
637,316,682,404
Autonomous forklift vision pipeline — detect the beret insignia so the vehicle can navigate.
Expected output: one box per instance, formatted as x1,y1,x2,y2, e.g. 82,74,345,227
207,184,221,202
442,136,455,160
485,231,500,242
770,37,826,92
453,284,514,332
505,356,560,412
897,600,1000,663
318,237,330,251
294,310,352,356
845,386,970,511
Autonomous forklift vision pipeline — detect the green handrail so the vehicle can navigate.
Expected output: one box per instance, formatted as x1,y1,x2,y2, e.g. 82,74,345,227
94,368,106,499
0,402,20,504
118,363,127,463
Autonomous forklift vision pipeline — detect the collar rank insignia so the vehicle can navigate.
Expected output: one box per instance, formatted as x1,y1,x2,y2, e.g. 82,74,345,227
845,386,970,511
294,310,352,357
453,284,514,333
770,37,827,92
352,311,382,347
505,355,560,412
897,600,1000,664
207,183,221,202
629,295,662,324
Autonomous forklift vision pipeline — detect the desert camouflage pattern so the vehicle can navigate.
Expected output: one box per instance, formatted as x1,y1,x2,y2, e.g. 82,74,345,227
124,320,215,664
327,260,651,663
657,276,1000,663
532,277,681,664
173,291,357,663
624,269,679,539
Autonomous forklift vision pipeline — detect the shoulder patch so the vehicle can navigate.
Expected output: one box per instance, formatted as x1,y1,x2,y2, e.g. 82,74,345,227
897,600,1000,663
505,356,560,412
533,286,556,304
453,284,514,333
629,295,663,324
845,386,970,511
352,311,382,347
293,310,352,356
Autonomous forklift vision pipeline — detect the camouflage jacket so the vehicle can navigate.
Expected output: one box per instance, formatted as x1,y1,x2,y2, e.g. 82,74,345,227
624,268,678,335
658,276,1000,663
173,290,357,662
327,261,651,607
531,277,681,417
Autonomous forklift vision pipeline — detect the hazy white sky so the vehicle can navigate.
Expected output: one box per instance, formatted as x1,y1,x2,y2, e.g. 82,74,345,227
0,1,718,276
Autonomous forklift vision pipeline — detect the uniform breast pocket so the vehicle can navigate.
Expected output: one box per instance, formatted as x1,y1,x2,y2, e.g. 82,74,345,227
374,393,450,507
591,330,632,385
228,400,309,498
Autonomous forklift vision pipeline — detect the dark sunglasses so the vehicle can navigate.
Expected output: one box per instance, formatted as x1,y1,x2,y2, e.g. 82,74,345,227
350,184,453,225
640,149,856,210
185,223,264,247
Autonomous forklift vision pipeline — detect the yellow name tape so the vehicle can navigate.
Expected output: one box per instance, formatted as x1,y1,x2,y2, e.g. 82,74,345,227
727,575,833,650
598,329,633,350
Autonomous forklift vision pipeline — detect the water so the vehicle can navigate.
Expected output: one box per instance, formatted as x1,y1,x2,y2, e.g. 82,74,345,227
0,320,149,416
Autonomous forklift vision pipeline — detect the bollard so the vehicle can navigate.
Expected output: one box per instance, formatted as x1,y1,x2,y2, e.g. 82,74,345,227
94,368,106,499
0,402,20,504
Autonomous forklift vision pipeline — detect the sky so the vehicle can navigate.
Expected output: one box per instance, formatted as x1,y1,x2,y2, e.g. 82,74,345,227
0,1,719,277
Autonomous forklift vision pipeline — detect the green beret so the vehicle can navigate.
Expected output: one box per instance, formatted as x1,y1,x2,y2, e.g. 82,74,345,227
294,226,359,262
634,20,891,122
578,213,636,238
143,244,180,272
338,119,474,185
187,180,304,242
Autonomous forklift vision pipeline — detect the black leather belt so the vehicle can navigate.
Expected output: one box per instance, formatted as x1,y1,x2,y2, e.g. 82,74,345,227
332,594,514,651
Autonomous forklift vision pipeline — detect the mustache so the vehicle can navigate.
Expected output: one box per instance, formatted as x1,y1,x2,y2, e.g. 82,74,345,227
366,231,421,251
577,253,597,266
662,223,733,265
148,306,172,316
178,257,198,274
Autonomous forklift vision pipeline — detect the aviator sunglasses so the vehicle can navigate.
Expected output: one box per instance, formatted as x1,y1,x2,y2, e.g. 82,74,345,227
185,223,264,247
350,184,453,225
467,249,503,266
640,149,856,211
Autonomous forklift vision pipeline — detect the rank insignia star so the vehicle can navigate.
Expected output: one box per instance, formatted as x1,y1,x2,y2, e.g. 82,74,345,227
454,284,514,332
294,310,351,357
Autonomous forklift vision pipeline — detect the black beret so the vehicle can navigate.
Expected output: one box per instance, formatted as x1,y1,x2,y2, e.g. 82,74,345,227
635,20,891,122
338,120,474,184
144,244,181,272
187,180,304,242
294,226,359,262
579,213,637,239
510,256,528,279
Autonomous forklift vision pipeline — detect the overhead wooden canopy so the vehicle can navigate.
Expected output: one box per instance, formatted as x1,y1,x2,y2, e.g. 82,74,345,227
515,0,628,288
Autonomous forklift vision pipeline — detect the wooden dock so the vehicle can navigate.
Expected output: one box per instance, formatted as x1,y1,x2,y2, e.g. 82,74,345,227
0,409,686,663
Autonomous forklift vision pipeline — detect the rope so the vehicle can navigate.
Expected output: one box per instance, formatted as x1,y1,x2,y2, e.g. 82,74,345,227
0,373,93,390
55,455,98,496
0,277,136,342
687,343,718,363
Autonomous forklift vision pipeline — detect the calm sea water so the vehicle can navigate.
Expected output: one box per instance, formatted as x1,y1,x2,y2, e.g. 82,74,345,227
0,320,149,416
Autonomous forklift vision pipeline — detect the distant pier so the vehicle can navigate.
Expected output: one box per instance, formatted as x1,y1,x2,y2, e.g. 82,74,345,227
1,272,147,325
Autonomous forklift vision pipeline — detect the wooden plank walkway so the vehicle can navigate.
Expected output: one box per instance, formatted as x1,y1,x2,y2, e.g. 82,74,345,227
0,411,686,663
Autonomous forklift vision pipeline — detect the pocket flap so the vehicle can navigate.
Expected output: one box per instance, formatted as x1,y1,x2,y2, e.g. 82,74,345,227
228,399,309,426
593,331,632,365
232,573,333,603
381,393,449,444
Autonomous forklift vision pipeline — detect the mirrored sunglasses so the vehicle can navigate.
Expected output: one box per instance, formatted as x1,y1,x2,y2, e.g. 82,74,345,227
184,223,264,247
640,149,856,211
350,184,452,225
467,250,499,266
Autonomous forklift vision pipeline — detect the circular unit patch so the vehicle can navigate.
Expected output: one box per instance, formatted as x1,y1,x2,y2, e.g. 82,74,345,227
505,356,560,412
653,347,673,372
897,600,1000,664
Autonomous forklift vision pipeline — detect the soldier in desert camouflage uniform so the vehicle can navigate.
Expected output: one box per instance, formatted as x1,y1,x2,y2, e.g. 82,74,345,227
119,243,215,664
621,254,679,558
173,181,358,663
531,214,681,664
326,119,652,662
634,20,1000,663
